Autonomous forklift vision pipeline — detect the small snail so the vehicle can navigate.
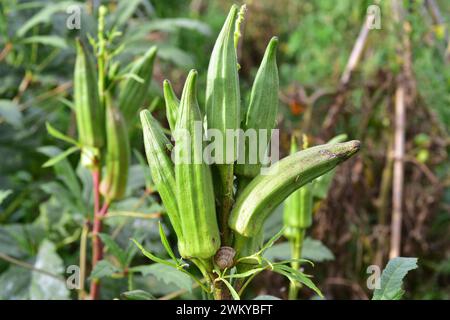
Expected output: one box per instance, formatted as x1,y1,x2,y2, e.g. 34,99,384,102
214,246,236,270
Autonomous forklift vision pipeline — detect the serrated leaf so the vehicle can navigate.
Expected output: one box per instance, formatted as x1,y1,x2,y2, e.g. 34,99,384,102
89,260,121,280
99,233,127,267
372,257,418,300
131,263,192,292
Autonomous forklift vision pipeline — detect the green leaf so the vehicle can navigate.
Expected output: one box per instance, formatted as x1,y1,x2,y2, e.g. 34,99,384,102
99,233,127,267
220,278,240,300
46,122,79,146
89,260,121,280
21,35,68,49
131,263,193,292
29,240,69,299
0,190,12,205
109,0,142,29
0,266,31,299
131,239,177,268
158,222,177,262
0,99,23,127
37,146,82,200
42,146,79,168
120,290,155,300
264,238,334,262
302,238,335,262
226,267,266,280
17,1,78,37
373,257,418,300
273,264,323,298
258,227,285,255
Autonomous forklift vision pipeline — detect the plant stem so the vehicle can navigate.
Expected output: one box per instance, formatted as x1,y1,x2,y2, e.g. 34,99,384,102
78,221,89,300
217,165,234,246
89,170,110,300
288,228,305,300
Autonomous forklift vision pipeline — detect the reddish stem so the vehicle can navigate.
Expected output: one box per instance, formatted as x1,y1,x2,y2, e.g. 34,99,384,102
89,169,106,300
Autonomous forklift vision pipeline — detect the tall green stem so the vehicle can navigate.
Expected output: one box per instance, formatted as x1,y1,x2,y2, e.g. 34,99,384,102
288,228,305,300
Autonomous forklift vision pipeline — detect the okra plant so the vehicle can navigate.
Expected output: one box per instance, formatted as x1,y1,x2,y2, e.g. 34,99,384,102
44,6,156,299
137,4,360,300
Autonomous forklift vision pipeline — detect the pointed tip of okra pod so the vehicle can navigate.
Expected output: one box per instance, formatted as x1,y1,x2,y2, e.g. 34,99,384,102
266,36,279,57
330,140,361,160
163,79,175,94
186,69,198,86
145,45,158,58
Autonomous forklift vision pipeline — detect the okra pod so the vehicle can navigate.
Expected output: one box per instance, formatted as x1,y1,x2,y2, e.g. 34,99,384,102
205,5,240,164
163,79,179,133
174,70,220,259
74,39,104,168
236,37,279,178
100,95,130,203
229,140,360,237
140,110,182,240
119,46,157,125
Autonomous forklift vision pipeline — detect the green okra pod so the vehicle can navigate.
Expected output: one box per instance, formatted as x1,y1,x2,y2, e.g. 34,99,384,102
100,95,130,203
163,79,180,133
229,140,361,237
119,46,157,125
205,5,240,164
236,36,279,178
174,70,220,259
74,39,104,168
140,110,182,240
